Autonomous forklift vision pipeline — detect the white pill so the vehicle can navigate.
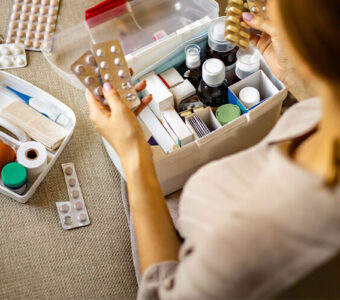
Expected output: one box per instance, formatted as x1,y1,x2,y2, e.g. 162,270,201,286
37,23,45,32
46,24,54,32
27,31,35,39
114,58,121,66
1,47,11,56
9,21,18,29
118,69,126,78
31,5,39,13
27,23,36,30
85,55,95,65
96,49,105,57
104,73,112,81
60,204,69,213
29,14,37,22
48,7,57,16
74,64,85,74
110,45,119,54
94,86,103,97
24,39,32,47
1,57,13,67
33,40,41,48
22,4,30,12
14,57,25,65
19,22,27,29
11,12,20,20
72,190,80,200
40,6,48,14
78,213,87,223
100,61,108,69
47,16,55,24
10,45,23,55
85,76,94,86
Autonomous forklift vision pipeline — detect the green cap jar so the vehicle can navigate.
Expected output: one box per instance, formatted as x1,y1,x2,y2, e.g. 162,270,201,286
1,162,27,195
216,104,241,126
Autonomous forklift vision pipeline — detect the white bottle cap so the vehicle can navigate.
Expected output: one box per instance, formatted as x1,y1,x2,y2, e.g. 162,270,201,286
185,44,201,69
235,46,260,79
239,87,260,109
202,58,226,87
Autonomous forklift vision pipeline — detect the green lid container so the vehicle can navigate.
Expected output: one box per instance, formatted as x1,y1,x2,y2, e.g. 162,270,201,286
1,162,27,188
216,104,241,126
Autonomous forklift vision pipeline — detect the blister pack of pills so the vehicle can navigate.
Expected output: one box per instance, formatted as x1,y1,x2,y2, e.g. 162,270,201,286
224,0,251,49
5,0,60,52
0,43,27,69
70,50,104,101
71,40,141,111
56,163,90,230
225,0,267,49
247,0,267,17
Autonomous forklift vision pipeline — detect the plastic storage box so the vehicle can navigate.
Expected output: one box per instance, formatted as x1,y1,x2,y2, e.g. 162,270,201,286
44,0,287,196
0,71,76,203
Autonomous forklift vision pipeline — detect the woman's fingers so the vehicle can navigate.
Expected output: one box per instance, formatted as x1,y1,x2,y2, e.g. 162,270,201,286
134,94,153,116
86,89,110,121
135,80,147,93
242,12,276,37
102,82,125,111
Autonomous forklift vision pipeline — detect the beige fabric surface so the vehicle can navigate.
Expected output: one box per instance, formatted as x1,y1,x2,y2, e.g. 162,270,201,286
0,0,138,299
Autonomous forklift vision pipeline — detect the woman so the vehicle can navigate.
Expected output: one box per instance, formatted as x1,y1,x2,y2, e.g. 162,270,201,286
87,0,340,298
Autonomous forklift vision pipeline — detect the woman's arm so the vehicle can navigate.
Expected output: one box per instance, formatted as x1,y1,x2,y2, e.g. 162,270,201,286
87,82,180,274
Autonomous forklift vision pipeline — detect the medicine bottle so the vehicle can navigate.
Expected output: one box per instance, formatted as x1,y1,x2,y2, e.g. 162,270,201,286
183,44,202,89
198,58,228,110
235,46,260,80
207,17,239,85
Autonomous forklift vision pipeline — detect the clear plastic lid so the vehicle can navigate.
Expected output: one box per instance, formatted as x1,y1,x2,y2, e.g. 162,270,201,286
87,0,219,54
185,44,201,69
208,16,236,53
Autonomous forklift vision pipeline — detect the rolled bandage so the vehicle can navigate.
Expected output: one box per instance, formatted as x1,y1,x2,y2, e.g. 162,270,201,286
17,141,47,180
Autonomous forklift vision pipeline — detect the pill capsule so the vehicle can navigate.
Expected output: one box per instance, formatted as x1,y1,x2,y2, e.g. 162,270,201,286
239,39,250,48
96,49,105,57
85,76,94,86
226,25,239,33
78,213,87,223
240,21,250,30
68,178,76,187
60,204,70,213
104,73,112,81
74,201,83,210
227,16,240,24
226,34,239,43
100,61,108,69
118,69,126,78
114,58,121,66
240,31,250,39
229,6,242,14
65,166,73,175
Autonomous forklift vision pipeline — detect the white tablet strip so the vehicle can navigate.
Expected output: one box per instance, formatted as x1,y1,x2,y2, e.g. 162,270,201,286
140,71,174,119
162,108,194,147
170,79,196,109
159,67,184,88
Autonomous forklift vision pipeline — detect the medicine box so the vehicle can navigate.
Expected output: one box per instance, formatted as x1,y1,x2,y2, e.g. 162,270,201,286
44,0,287,196
0,71,76,203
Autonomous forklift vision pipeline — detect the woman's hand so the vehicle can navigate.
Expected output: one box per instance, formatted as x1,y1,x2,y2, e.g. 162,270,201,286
243,12,313,100
86,74,153,165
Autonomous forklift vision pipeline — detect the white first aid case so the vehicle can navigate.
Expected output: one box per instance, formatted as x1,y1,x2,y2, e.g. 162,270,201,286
0,71,76,203
44,0,287,196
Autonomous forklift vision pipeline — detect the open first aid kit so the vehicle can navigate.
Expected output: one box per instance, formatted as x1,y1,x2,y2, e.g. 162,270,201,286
0,71,75,203
43,0,287,196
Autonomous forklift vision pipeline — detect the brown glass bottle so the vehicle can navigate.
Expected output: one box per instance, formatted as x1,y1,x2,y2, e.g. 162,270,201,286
183,44,202,89
198,58,229,111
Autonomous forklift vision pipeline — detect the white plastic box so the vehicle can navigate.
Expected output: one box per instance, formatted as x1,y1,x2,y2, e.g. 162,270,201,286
44,0,287,196
0,71,76,203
